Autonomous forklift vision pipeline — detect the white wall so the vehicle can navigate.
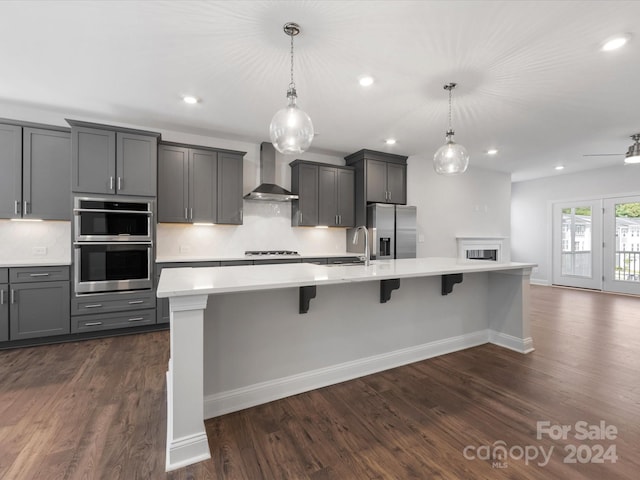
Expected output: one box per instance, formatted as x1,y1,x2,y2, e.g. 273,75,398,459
511,164,640,284
0,220,70,264
406,155,512,258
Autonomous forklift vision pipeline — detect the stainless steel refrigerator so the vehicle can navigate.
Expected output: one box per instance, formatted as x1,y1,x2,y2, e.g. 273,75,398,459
347,204,417,259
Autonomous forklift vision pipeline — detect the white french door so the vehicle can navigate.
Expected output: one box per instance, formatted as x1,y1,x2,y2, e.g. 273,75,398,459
603,196,640,295
552,200,602,289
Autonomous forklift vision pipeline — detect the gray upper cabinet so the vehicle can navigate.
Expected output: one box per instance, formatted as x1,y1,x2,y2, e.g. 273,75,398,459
291,160,355,227
69,120,158,197
23,128,72,220
157,144,189,223
190,148,218,223
345,149,408,226
116,132,157,196
0,123,71,220
157,143,245,225
291,161,319,226
0,124,22,218
217,153,243,225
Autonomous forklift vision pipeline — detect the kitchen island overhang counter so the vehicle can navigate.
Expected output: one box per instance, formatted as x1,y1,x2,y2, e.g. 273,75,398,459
158,257,536,471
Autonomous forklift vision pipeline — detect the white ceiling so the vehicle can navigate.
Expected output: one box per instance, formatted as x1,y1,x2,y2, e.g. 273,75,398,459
1,0,639,181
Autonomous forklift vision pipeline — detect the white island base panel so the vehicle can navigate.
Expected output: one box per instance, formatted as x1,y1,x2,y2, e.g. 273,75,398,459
159,259,534,471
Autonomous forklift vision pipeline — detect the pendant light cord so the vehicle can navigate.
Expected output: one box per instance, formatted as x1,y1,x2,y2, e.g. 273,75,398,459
448,87,453,131
289,32,295,90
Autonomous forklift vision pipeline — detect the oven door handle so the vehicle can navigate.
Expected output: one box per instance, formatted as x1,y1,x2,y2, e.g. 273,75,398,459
73,208,153,215
73,242,152,246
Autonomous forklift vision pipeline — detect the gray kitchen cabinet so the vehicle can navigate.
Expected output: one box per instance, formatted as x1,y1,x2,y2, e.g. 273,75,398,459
0,123,71,220
0,268,8,342
9,267,70,340
72,309,156,333
344,149,408,226
291,160,354,227
0,124,22,219
69,120,159,197
157,144,189,223
158,143,245,225
217,153,243,225
291,161,319,226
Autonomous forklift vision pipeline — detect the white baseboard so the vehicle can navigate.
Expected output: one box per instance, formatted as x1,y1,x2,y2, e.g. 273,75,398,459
204,330,489,418
530,278,550,286
489,330,535,354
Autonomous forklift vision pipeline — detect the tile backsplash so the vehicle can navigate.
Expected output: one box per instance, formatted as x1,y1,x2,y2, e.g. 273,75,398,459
0,220,71,263
156,201,347,259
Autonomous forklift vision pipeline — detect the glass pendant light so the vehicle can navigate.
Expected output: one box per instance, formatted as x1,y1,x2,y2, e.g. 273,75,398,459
269,22,314,155
624,134,640,164
433,82,469,175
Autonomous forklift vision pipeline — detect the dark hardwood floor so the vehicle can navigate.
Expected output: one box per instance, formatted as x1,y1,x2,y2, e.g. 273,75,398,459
1,285,639,479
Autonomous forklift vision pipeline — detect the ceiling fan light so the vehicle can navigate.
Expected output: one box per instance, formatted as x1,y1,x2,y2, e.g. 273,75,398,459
624,134,640,164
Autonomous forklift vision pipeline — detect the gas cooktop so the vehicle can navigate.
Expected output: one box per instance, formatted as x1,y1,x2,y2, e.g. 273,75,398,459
244,250,300,256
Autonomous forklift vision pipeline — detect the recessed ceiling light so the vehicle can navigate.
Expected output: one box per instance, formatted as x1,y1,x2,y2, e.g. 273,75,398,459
486,149,498,155
183,95,199,104
601,34,631,51
359,76,374,87
385,138,397,145
555,165,565,171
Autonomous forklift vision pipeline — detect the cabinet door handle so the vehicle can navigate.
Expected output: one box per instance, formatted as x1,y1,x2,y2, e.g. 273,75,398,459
84,304,103,309
388,191,392,201
85,321,102,327
14,200,19,215
189,208,193,220
118,177,122,190
299,211,303,224
23,201,30,215
0,289,4,305
128,300,144,305
109,176,114,190
185,208,188,220
10,289,15,305
29,273,50,277
128,317,144,322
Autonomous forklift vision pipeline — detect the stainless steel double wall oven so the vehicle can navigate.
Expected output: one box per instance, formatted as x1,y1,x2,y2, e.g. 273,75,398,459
73,196,154,294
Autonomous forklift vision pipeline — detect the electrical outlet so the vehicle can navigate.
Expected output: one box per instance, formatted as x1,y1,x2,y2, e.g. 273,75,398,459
179,245,191,254
418,234,425,243
32,247,47,256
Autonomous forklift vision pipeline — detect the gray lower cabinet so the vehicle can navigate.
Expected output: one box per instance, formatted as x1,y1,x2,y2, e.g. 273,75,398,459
8,266,70,341
71,290,157,333
158,143,244,225
0,123,71,220
0,268,8,341
70,120,159,197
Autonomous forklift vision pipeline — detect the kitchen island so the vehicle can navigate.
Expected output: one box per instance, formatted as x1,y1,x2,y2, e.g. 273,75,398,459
157,257,535,471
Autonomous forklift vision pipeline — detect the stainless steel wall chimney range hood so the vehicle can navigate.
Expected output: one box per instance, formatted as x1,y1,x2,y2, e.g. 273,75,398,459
244,142,299,201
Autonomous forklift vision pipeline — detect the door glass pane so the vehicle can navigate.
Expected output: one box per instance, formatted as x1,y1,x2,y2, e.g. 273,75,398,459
614,202,640,282
561,206,592,277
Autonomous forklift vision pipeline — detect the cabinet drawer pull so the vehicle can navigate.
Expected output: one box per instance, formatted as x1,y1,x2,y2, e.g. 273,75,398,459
84,304,103,309
85,321,102,327
128,300,144,305
29,273,50,277
128,317,144,322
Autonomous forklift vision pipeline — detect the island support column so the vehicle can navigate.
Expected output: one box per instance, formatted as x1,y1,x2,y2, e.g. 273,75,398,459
165,294,210,471
488,268,534,353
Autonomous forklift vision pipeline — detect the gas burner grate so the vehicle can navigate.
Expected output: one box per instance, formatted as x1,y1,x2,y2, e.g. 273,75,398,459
245,250,300,256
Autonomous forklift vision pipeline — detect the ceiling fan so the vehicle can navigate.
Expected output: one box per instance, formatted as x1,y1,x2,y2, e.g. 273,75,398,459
582,133,640,164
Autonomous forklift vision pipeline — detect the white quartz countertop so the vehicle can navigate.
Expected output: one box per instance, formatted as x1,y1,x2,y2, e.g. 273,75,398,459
0,260,70,268
156,253,360,263
157,257,536,298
